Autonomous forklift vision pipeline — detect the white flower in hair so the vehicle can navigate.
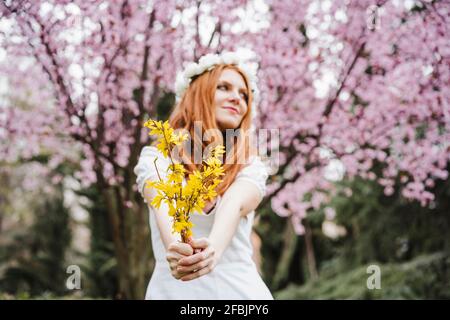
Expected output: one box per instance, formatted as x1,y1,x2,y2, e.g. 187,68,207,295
221,51,240,65
198,53,221,69
184,62,203,79
175,72,189,96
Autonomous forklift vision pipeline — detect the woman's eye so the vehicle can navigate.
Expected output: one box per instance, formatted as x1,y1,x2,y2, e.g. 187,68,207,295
217,84,247,100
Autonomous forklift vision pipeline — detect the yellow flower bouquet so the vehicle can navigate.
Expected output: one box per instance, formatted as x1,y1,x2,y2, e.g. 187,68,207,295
143,119,225,243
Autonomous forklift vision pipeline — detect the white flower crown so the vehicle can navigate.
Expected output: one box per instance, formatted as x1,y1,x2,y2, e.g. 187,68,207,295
174,51,259,121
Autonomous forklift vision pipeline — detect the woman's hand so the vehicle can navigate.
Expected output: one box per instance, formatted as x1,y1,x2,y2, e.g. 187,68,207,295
177,237,218,281
166,241,194,280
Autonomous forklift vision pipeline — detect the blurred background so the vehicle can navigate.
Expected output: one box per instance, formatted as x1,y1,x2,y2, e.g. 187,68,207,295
0,0,449,299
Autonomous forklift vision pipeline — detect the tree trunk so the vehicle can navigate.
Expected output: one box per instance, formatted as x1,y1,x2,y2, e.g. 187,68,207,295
304,220,318,280
101,186,152,299
272,221,298,290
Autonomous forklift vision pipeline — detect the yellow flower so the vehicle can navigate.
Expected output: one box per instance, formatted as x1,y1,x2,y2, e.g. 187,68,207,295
205,185,218,200
171,131,189,145
144,119,224,242
213,145,225,158
167,203,177,217
151,192,164,209
173,220,194,233
167,163,185,184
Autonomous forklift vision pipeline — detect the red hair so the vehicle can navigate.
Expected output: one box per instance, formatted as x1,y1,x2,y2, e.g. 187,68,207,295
168,64,256,196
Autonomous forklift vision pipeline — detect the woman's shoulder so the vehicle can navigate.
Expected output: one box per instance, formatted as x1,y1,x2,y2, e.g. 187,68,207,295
140,145,158,155
236,155,269,180
139,145,170,162
242,155,269,172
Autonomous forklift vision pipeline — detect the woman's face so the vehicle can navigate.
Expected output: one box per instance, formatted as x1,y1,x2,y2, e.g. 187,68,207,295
214,69,248,131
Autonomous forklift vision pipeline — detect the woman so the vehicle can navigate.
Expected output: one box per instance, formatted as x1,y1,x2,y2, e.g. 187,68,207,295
134,52,273,299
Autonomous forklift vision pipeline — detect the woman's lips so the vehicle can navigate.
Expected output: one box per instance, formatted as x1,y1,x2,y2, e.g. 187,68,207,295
222,106,239,114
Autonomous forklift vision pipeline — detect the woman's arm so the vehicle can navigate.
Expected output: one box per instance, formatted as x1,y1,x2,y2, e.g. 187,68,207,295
177,179,262,281
143,185,194,280
209,179,262,258
143,186,180,249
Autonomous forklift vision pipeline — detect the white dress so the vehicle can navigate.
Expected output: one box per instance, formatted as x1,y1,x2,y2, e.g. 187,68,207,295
133,146,273,300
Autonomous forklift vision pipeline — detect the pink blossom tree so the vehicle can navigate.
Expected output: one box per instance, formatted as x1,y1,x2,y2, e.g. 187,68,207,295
243,0,449,278
249,0,449,234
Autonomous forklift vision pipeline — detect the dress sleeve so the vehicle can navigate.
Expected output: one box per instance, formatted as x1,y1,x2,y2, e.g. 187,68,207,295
133,146,170,203
234,155,269,200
